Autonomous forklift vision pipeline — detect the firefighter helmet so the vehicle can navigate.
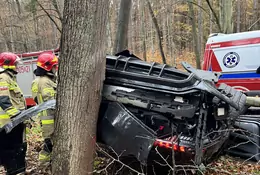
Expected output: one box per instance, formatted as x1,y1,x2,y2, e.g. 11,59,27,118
0,52,22,72
37,53,58,72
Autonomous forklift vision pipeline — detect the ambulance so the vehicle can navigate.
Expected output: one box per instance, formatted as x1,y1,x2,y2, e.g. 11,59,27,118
202,30,260,92
202,30,260,161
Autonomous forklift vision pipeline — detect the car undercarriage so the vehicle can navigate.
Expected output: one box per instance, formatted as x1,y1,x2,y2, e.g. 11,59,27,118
97,52,247,166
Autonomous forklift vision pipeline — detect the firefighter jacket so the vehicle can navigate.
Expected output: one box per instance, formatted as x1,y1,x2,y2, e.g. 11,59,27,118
31,76,40,104
0,71,26,128
37,75,56,139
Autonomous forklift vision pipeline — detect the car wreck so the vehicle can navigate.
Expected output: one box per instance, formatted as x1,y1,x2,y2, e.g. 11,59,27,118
0,51,253,174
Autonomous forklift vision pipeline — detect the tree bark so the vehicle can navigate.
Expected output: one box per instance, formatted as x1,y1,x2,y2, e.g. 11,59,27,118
146,0,167,64
15,0,21,15
52,0,109,174
113,0,132,54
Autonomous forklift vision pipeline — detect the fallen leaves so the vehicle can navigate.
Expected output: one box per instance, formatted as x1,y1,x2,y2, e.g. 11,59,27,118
205,156,260,175
1,119,259,175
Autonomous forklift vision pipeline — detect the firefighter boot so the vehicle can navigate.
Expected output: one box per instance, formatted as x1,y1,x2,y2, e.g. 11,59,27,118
38,138,52,172
38,150,51,172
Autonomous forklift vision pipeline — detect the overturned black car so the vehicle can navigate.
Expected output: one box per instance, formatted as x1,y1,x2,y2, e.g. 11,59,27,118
97,53,247,167
0,51,250,174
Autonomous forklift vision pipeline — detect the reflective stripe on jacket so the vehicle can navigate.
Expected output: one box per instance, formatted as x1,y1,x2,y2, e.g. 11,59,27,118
31,77,40,104
37,76,56,116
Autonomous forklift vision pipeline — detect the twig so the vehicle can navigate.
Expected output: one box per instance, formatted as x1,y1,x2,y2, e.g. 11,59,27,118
154,147,174,171
248,17,260,31
36,0,61,33
227,140,251,150
95,143,145,175
205,0,222,32
93,159,115,174
242,153,260,164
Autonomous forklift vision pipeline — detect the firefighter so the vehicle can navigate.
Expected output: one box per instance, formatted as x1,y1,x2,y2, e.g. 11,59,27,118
33,52,58,168
31,69,39,104
0,52,27,175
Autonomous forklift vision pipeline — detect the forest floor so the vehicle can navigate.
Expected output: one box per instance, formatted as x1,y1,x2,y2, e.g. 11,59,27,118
0,119,260,175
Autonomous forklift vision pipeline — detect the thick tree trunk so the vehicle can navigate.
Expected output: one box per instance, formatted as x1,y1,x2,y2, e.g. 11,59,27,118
113,0,132,54
52,0,109,174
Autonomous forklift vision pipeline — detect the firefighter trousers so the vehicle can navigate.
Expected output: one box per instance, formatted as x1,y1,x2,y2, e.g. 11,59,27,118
39,115,54,164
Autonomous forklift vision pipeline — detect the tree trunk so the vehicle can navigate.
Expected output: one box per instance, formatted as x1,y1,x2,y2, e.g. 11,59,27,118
188,0,201,69
141,0,147,61
146,0,167,64
253,0,258,30
113,0,132,54
219,0,223,29
210,6,212,33
52,0,109,174
198,0,203,58
150,12,154,57
49,4,57,46
205,0,222,32
237,0,241,32
222,0,233,34
8,1,14,52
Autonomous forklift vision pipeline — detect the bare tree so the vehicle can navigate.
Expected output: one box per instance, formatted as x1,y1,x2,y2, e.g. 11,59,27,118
188,0,201,69
253,0,258,30
113,0,132,54
146,0,167,64
52,0,109,174
141,0,147,61
209,5,213,33
205,0,222,33
222,0,233,34
198,0,203,57
237,0,241,32
8,0,14,52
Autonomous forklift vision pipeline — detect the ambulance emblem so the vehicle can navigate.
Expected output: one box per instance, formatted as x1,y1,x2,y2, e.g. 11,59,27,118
223,52,240,68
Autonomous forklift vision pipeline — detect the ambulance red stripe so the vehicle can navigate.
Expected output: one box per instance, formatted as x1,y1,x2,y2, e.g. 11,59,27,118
209,37,260,48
